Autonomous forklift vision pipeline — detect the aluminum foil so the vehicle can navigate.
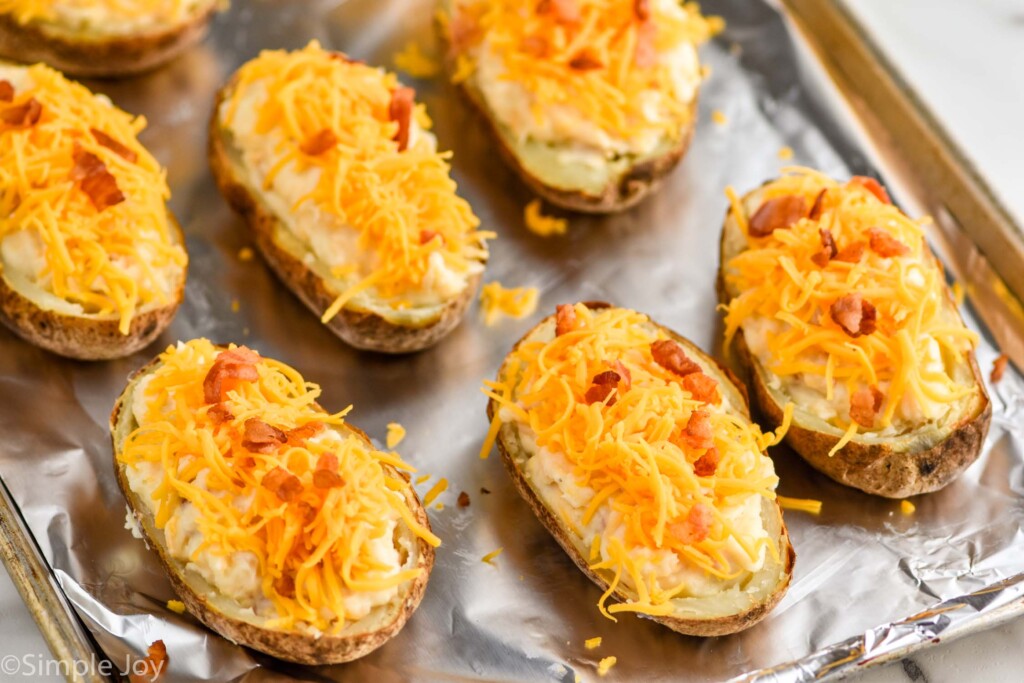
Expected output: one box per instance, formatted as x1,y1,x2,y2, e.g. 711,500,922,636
0,0,1022,681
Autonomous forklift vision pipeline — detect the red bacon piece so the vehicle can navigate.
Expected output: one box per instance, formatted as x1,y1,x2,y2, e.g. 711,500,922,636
300,128,338,156
313,452,344,489
0,80,13,103
0,97,41,127
634,0,651,20
693,446,719,477
809,189,827,220
669,503,713,545
449,10,481,54
834,240,867,263
71,145,124,211
389,86,415,152
420,229,443,245
682,408,714,450
242,418,287,454
650,339,700,377
286,421,325,445
867,227,910,258
849,385,884,428
91,128,138,163
207,403,234,425
830,293,877,338
634,16,658,68
611,360,632,390
569,50,604,71
538,0,581,24
682,372,720,404
811,227,838,268
748,195,807,238
585,370,622,406
273,574,296,598
129,639,168,683
203,347,260,404
555,304,577,336
991,354,1009,384
849,176,891,204
262,467,303,502
458,491,471,507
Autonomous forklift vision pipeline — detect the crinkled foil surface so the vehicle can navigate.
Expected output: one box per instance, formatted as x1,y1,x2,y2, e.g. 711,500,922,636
0,0,1022,681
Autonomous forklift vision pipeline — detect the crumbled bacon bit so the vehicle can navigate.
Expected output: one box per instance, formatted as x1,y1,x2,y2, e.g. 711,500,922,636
538,0,581,24
91,128,138,163
0,80,13,103
585,370,622,406
611,360,632,390
651,339,700,377
682,372,720,404
313,452,344,489
206,403,234,425
389,86,415,152
991,354,1009,384
420,229,442,245
748,195,807,238
262,467,303,502
555,304,577,336
274,574,296,599
681,408,714,451
480,487,491,494
849,175,891,204
569,50,603,70
286,421,325,445
449,10,481,54
693,446,719,477
70,144,124,211
203,347,260,404
809,189,827,220
242,418,288,454
458,491,471,507
296,500,317,523
0,97,41,127
634,0,651,21
834,240,867,263
830,293,877,337
634,16,657,68
811,228,839,268
850,385,884,428
867,227,910,257
300,128,338,156
669,503,713,545
129,639,168,682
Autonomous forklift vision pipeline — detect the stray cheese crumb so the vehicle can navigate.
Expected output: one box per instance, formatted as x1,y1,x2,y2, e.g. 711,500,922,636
597,656,617,676
415,473,431,484
393,41,441,78
481,547,504,564
166,600,185,614
231,298,240,313
712,110,728,125
479,282,539,326
951,281,965,307
423,478,448,506
435,502,445,511
238,246,254,262
777,496,823,515
585,637,602,650
386,422,406,449
524,199,568,237
901,500,916,515
778,146,794,160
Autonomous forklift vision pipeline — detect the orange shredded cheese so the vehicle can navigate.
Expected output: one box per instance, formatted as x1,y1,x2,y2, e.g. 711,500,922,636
711,110,728,125
444,1,722,142
585,636,602,650
481,547,503,564
386,422,406,448
166,599,185,614
119,339,439,633
597,656,617,676
479,281,539,325
777,496,823,515
778,146,794,160
483,305,783,619
393,41,441,78
901,500,916,515
524,199,568,237
423,477,448,506
223,42,491,321
0,64,185,334
722,167,980,450
237,246,254,262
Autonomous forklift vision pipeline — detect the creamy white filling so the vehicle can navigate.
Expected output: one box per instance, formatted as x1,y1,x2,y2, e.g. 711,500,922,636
125,377,406,623
470,0,701,160
32,0,212,36
222,80,480,308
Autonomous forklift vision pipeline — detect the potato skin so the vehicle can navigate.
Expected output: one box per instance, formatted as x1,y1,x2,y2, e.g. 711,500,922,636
208,78,483,354
487,304,795,636
0,214,185,361
0,3,218,78
717,189,992,498
110,351,435,665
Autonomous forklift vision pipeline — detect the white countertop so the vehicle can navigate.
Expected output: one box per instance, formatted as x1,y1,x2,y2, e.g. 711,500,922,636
1,1,1022,681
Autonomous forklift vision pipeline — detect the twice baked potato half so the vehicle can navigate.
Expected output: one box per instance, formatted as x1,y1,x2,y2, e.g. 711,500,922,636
483,303,794,636
210,41,490,353
0,63,186,360
111,339,438,665
719,168,991,498
0,0,223,78
440,0,721,213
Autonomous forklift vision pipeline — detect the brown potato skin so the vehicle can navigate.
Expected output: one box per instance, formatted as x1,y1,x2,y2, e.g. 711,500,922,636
110,350,435,665
717,189,992,498
0,3,218,78
208,77,483,354
0,214,185,361
487,304,795,636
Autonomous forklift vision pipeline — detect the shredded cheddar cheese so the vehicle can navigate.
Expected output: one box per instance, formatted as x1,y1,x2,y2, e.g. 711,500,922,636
778,146,794,160
597,656,617,676
722,168,980,451
223,42,491,321
585,636,602,650
901,500,915,515
444,1,721,144
483,305,784,619
393,41,441,78
711,109,727,125
119,339,439,633
0,64,185,334
777,496,822,515
524,199,568,237
479,281,539,325
166,599,185,614
386,422,406,448
481,547,503,564
423,477,448,506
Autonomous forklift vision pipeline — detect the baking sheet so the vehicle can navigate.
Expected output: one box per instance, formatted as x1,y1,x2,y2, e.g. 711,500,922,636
1,0,1022,681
